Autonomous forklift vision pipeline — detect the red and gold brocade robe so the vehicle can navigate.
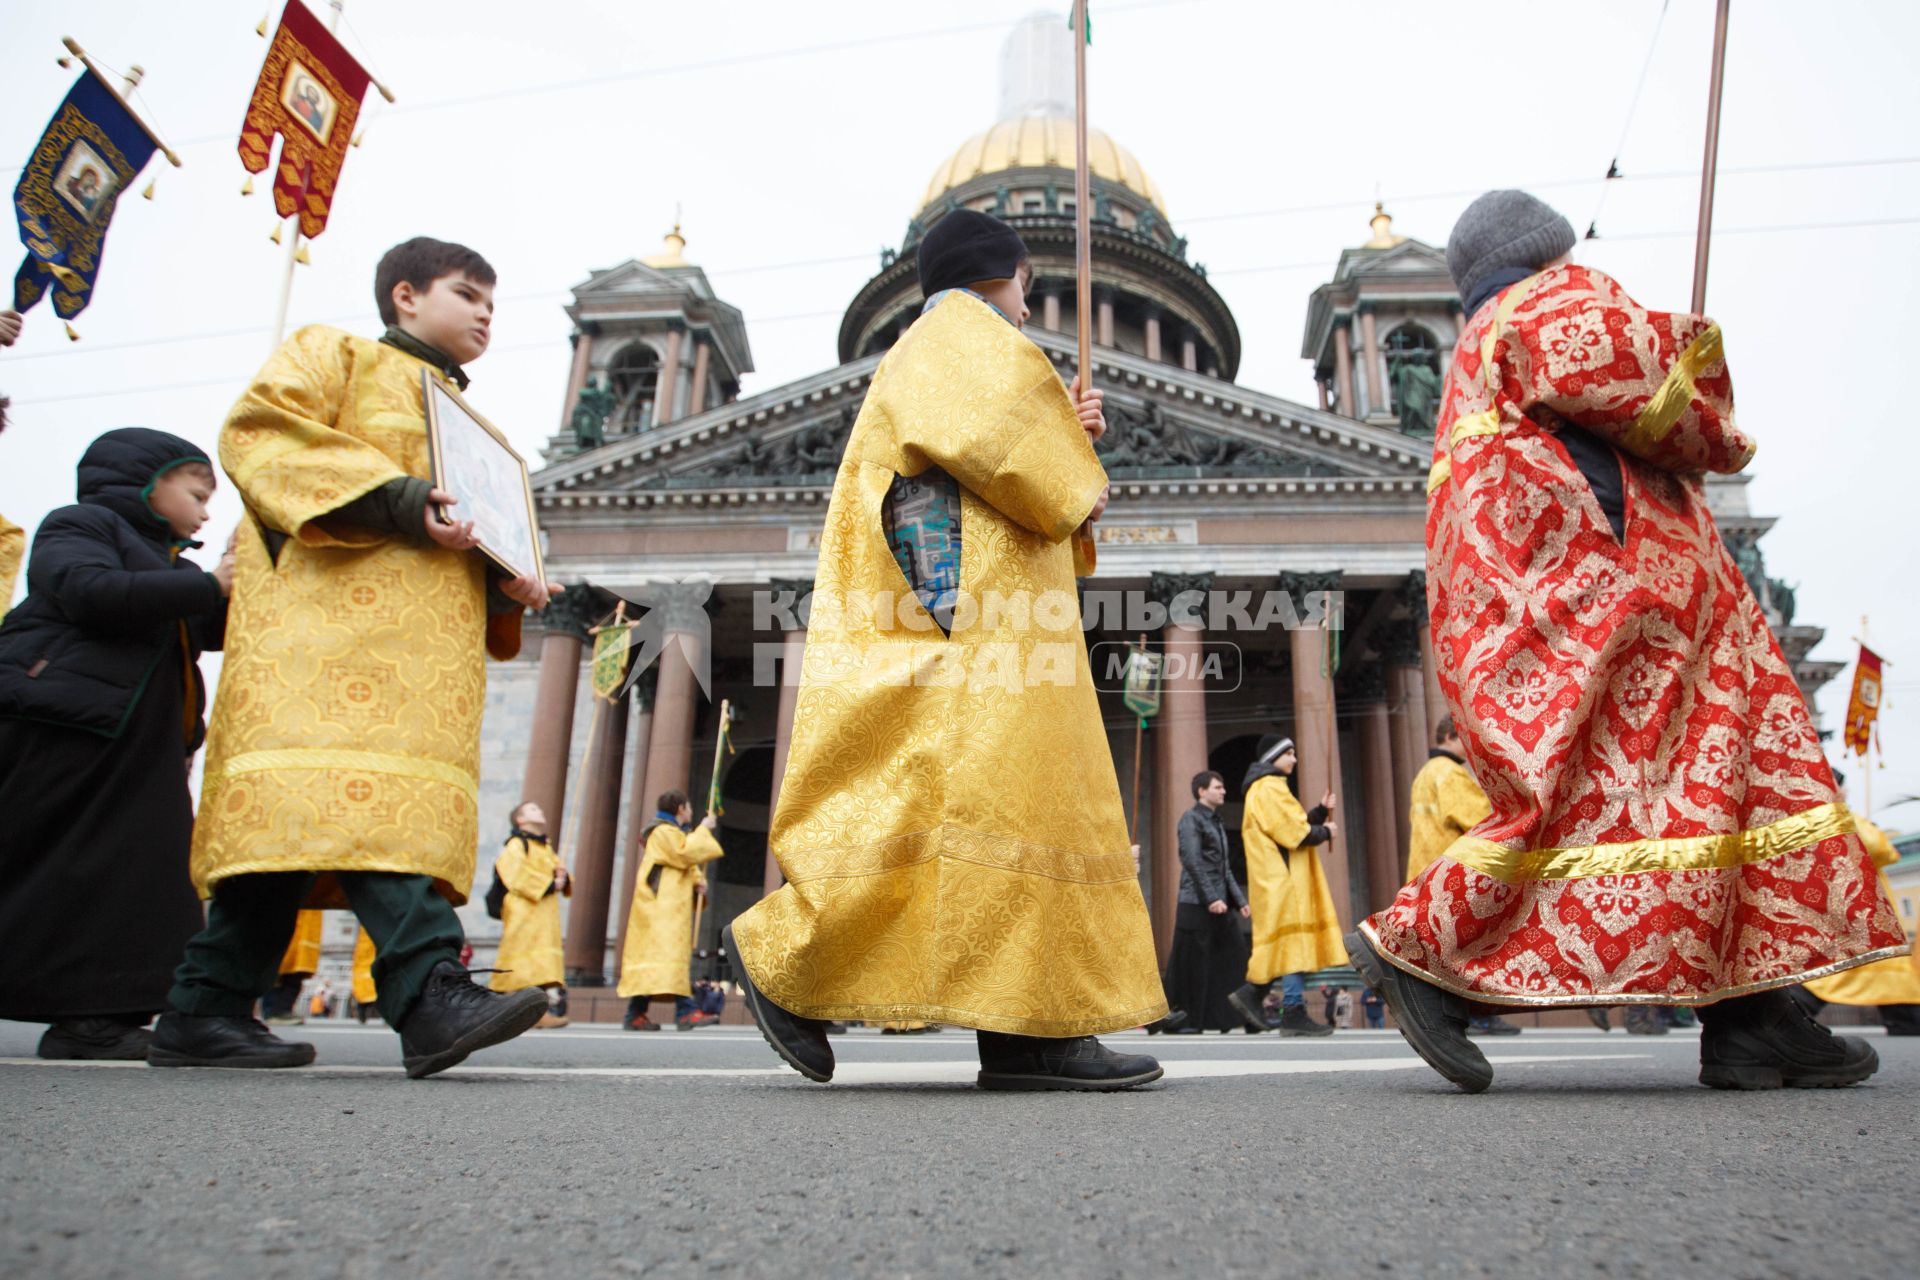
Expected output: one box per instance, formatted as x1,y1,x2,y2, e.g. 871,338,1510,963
1361,265,1906,1006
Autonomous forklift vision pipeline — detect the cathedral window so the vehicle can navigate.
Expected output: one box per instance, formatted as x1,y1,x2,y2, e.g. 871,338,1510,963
609,342,661,435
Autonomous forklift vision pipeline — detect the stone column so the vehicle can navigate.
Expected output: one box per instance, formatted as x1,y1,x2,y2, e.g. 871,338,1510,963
1149,571,1213,968
654,328,684,428
1281,570,1351,932
1317,381,1329,412
558,330,594,433
614,668,657,964
1334,323,1357,413
1097,294,1115,348
520,589,596,842
1181,335,1198,372
1144,312,1162,363
1382,616,1427,864
765,578,813,896
1360,310,1385,415
621,618,703,961
687,339,712,416
1042,292,1061,332
1408,569,1448,740
564,688,629,985
1354,669,1401,914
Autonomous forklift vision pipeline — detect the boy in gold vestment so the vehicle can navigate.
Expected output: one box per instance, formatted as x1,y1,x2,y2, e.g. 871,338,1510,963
618,790,724,1031
153,238,556,1079
490,801,572,1027
727,210,1166,1090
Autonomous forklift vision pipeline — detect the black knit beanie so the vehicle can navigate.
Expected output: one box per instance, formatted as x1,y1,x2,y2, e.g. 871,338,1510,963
917,209,1029,299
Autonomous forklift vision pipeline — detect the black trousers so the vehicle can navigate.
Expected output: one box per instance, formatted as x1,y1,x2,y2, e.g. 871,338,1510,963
168,871,461,1030
1162,902,1251,1031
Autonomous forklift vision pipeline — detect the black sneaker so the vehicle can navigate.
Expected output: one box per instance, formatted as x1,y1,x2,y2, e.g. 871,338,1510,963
1883,1004,1920,1036
399,961,548,1079
1698,989,1879,1090
1227,984,1278,1032
975,1031,1162,1091
149,1013,316,1069
1275,1004,1334,1037
1468,1015,1522,1036
38,1018,153,1061
1346,930,1492,1093
723,923,834,1083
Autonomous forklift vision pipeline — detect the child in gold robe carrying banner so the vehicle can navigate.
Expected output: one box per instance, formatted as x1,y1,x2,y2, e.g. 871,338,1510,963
153,238,559,1079
726,210,1168,1090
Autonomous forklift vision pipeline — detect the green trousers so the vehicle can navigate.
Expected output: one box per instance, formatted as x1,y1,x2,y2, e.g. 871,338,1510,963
169,871,462,1030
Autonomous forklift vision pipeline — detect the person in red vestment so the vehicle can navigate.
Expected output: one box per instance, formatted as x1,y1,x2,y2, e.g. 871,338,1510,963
1345,190,1908,1093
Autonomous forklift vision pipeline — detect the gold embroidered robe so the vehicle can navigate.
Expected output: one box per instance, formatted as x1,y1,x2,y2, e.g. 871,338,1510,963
191,325,517,907
277,908,325,975
491,835,569,991
1243,774,1347,982
1405,752,1493,883
730,291,1166,1036
1804,819,1920,1007
618,823,722,998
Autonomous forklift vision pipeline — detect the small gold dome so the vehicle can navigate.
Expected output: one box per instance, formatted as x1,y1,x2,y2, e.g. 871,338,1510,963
1364,202,1405,250
642,224,690,268
919,116,1168,217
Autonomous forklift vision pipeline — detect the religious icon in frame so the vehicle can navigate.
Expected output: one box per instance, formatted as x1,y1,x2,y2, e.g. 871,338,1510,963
422,371,546,585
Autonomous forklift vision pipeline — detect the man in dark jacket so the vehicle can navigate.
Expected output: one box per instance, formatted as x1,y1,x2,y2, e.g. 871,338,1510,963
0,428,232,1059
1160,770,1255,1033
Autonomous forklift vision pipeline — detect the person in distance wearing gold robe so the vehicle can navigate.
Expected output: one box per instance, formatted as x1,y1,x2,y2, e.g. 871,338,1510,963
1228,735,1343,1037
490,801,572,1028
1405,717,1518,1037
1797,810,1920,1035
726,211,1166,1090
153,238,557,1079
620,789,724,1031
262,910,325,1026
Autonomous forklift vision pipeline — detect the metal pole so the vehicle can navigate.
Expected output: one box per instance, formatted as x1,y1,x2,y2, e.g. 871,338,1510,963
1072,0,1092,384
1690,0,1731,314
270,1,347,348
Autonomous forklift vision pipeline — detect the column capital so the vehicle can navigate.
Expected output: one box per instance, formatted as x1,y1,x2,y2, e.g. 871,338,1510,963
1278,569,1344,597
1149,571,1214,615
1397,569,1428,620
532,584,599,640
1379,614,1423,667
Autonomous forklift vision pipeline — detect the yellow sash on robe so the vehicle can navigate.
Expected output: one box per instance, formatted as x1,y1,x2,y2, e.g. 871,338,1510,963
277,908,325,976
730,291,1165,1037
1406,752,1493,883
1243,774,1347,982
192,326,511,907
351,927,377,1005
491,835,569,992
618,823,722,999
1805,818,1920,1006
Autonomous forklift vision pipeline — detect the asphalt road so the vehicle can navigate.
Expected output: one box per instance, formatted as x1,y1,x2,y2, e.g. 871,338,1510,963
1,1018,1913,1279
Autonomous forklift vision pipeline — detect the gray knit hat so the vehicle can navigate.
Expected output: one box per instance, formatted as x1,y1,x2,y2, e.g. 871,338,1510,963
1445,190,1576,308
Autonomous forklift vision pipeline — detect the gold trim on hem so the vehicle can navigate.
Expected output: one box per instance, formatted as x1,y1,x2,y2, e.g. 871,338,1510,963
1444,801,1853,883
217,748,480,803
1356,920,1910,1009
1622,323,1722,456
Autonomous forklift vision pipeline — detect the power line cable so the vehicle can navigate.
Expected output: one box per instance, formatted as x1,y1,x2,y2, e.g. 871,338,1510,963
1586,0,1672,240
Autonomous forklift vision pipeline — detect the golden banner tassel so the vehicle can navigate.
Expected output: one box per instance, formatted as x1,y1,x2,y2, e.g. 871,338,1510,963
142,178,156,200
269,223,283,244
65,322,80,342
241,175,254,196
294,243,311,266
256,15,269,37
57,55,73,69
351,130,365,148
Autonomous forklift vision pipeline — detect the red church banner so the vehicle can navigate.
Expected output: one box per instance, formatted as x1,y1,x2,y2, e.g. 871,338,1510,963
1843,644,1883,757
238,1,371,238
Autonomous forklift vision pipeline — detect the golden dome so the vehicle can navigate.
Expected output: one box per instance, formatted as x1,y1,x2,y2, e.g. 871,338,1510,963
642,223,690,268
919,115,1168,218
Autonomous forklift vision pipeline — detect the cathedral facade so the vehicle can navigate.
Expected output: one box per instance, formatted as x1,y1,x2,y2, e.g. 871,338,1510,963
450,16,1830,1006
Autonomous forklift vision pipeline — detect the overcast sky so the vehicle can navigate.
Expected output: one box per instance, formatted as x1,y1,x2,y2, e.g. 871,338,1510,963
4,1,1917,823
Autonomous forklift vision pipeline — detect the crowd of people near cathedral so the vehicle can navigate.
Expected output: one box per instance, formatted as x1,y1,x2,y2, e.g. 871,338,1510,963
1,190,1914,1092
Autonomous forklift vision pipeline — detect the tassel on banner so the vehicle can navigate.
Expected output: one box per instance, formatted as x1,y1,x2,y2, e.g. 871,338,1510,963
141,178,155,200
241,175,254,196
256,16,269,37
65,323,80,342
269,223,283,244
57,55,73,68
351,130,365,148
294,243,311,266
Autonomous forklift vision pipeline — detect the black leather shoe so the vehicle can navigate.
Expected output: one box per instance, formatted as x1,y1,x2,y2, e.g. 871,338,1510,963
1346,930,1492,1093
399,960,547,1079
724,923,834,1082
149,1012,316,1069
975,1031,1162,1091
1227,984,1278,1032
1698,989,1879,1090
1883,1004,1920,1036
1276,1003,1334,1037
1468,1015,1522,1036
1144,1009,1188,1035
1586,1006,1612,1032
39,1018,153,1061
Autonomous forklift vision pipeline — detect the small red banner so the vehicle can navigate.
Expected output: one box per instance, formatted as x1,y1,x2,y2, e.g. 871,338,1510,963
1843,644,1883,757
237,0,371,238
